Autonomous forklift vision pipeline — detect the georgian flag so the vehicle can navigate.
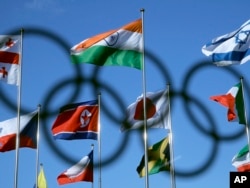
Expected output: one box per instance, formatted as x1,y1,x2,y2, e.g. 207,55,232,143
0,35,20,85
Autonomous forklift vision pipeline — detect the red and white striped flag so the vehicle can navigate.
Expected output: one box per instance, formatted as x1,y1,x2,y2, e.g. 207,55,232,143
0,35,21,85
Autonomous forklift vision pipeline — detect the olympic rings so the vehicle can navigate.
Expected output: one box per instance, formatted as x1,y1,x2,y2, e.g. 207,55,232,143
1,27,249,177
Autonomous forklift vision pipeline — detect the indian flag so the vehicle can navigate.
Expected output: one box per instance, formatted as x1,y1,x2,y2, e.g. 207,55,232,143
232,145,250,172
210,82,246,124
70,19,142,70
0,35,20,85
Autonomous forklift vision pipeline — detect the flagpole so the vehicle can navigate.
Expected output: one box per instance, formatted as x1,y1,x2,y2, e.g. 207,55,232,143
91,144,94,188
14,28,23,188
167,84,176,188
240,77,250,153
36,105,41,188
98,93,102,188
140,8,149,188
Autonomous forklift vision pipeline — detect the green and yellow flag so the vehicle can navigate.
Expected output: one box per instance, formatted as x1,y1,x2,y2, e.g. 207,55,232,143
136,136,170,177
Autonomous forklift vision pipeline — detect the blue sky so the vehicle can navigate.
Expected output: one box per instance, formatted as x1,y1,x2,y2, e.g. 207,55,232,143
1,0,250,188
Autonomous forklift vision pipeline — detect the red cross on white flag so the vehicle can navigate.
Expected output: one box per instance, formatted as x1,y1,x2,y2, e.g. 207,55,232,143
0,35,21,85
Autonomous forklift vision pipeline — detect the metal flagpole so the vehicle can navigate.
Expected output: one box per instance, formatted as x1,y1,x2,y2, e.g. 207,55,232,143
14,28,23,188
167,84,176,188
98,93,102,188
140,8,149,188
36,105,41,188
240,77,250,153
91,144,94,188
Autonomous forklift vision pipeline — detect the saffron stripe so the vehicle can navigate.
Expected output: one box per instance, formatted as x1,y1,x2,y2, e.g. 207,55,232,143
73,30,115,51
121,19,142,33
72,19,141,51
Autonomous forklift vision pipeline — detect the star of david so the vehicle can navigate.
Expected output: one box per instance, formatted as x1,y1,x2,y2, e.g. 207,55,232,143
235,30,250,48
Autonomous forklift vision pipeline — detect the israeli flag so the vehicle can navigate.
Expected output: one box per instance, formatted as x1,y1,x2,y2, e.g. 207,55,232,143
202,19,250,66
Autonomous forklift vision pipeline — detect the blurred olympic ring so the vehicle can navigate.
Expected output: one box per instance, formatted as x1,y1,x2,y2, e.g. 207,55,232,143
182,62,249,141
41,76,131,166
0,27,83,113
168,90,219,177
0,27,248,178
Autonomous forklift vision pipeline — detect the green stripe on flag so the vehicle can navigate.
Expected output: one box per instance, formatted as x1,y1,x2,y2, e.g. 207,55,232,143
235,83,246,124
71,45,142,70
236,145,249,158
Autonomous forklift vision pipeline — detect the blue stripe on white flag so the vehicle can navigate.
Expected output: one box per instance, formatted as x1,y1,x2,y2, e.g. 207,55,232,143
212,49,250,62
202,19,250,66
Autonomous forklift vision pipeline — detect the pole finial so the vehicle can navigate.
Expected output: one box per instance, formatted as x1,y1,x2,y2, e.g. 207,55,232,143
140,8,145,12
